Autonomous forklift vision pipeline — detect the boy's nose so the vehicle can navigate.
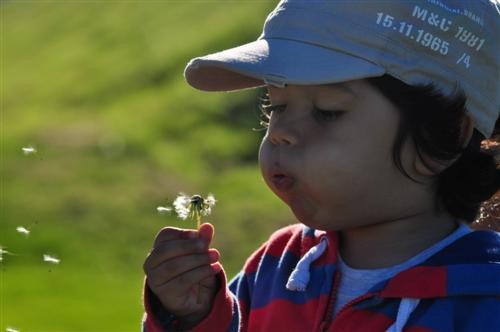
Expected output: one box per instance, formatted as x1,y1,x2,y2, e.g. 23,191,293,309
268,122,297,146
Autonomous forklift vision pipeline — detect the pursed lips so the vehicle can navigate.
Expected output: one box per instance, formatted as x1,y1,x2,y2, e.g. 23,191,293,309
263,144,296,192
271,173,295,192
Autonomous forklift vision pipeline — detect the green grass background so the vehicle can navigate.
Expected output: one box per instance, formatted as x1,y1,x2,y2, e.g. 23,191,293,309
1,1,294,330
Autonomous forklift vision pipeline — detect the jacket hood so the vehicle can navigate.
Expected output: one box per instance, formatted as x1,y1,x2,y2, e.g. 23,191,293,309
374,230,500,299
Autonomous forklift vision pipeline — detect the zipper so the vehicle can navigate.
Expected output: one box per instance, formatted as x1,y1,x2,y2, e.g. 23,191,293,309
333,292,380,325
319,275,380,332
319,270,341,331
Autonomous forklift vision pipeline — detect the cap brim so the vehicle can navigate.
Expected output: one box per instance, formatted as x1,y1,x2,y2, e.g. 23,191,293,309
184,38,385,91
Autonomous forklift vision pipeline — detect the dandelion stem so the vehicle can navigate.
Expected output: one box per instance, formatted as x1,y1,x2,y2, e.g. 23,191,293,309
172,193,216,304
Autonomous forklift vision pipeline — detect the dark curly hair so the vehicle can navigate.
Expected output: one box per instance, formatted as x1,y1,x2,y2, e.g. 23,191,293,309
366,75,500,223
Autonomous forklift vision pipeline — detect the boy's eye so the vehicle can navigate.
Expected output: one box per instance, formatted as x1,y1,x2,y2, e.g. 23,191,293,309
261,103,343,123
313,107,343,122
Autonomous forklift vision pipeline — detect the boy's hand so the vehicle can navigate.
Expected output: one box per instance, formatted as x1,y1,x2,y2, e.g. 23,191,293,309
143,223,221,328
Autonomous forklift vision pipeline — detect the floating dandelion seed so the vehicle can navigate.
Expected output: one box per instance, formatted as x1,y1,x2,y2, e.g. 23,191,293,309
22,146,36,155
0,247,15,263
16,226,30,236
156,206,172,214
6,327,20,332
43,254,60,264
173,193,216,229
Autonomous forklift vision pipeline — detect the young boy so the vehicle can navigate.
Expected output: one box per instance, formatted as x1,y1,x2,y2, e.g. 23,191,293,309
143,1,499,331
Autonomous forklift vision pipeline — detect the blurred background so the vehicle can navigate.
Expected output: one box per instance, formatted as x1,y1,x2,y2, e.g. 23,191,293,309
1,1,292,330
1,1,498,331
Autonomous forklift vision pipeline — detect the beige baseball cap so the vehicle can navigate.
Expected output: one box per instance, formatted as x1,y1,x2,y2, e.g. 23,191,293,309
185,0,499,137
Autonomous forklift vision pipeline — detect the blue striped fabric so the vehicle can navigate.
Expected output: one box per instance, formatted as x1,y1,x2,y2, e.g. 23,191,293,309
143,224,500,331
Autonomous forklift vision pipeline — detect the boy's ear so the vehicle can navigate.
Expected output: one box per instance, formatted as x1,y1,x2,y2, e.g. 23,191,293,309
414,114,474,176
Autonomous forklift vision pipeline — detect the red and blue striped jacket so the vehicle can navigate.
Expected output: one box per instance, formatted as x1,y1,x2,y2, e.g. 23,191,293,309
143,224,500,331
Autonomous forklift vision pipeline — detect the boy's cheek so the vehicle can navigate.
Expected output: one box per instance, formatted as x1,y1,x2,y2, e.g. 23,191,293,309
257,143,280,192
258,139,271,170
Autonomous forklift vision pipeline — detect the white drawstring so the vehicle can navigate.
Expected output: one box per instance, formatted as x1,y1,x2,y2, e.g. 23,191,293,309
286,237,328,291
286,236,420,331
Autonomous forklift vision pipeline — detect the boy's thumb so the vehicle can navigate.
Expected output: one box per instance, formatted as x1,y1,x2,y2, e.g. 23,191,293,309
198,223,214,244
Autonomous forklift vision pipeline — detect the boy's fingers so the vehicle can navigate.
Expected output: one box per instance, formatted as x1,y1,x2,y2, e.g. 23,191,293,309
198,223,214,245
153,223,214,248
153,227,198,248
156,263,219,295
144,239,208,271
147,250,219,287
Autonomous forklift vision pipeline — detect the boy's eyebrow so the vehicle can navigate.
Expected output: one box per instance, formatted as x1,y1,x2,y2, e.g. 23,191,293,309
324,82,355,96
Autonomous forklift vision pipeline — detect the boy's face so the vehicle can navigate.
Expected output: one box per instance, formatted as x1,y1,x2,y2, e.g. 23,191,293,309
259,79,434,231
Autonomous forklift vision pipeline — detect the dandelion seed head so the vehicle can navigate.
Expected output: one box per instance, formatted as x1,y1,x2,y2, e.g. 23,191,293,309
16,226,30,235
205,194,216,207
200,194,216,217
173,193,217,228
22,146,37,155
202,194,216,216
173,193,191,220
190,195,203,204
200,206,211,216
43,254,60,264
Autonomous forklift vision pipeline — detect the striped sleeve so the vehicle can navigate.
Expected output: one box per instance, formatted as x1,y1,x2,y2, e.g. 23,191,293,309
142,269,239,332
143,224,303,331
190,269,240,331
189,240,270,331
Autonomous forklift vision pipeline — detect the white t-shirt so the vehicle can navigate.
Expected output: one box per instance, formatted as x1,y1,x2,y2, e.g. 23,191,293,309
333,222,471,316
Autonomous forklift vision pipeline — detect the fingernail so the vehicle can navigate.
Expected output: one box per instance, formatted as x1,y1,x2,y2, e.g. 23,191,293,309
208,250,219,261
